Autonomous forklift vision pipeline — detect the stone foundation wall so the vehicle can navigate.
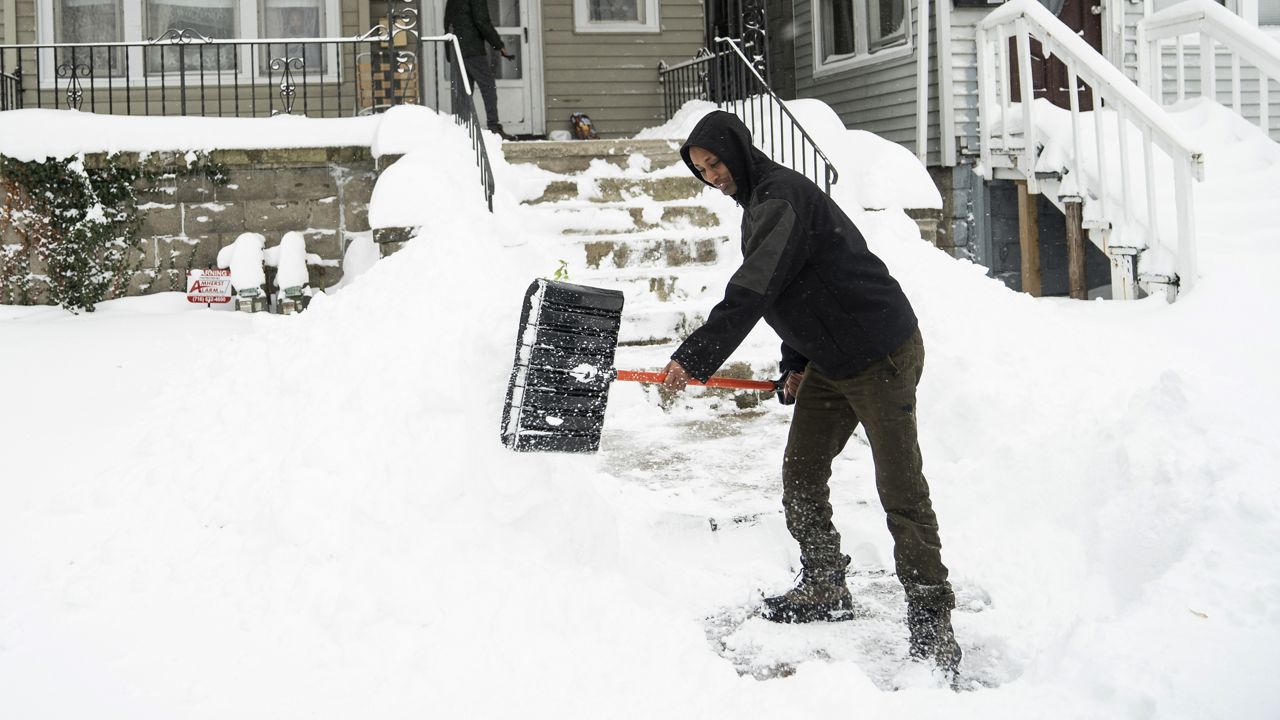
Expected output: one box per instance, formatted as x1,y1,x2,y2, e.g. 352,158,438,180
1,146,385,304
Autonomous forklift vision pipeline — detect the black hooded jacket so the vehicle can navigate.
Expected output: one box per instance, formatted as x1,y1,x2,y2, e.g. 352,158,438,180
671,111,918,382
444,0,504,59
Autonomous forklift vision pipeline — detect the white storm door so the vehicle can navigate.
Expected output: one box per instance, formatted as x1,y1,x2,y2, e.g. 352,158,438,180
486,0,539,135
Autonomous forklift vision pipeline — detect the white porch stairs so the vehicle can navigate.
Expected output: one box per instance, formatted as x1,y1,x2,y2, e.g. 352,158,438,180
974,0,1280,300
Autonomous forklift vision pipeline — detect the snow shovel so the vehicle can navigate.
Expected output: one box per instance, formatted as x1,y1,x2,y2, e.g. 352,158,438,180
500,279,779,453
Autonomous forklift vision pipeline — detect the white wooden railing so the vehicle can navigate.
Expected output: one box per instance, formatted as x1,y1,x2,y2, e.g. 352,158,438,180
975,0,1205,298
1138,0,1280,137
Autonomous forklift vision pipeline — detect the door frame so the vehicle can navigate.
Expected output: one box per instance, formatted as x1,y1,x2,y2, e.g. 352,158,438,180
424,0,545,135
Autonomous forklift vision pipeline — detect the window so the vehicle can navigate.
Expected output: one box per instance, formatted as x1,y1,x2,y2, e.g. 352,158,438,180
37,0,340,82
868,0,907,52
146,0,237,72
53,0,124,76
815,0,911,71
259,0,327,74
574,0,659,33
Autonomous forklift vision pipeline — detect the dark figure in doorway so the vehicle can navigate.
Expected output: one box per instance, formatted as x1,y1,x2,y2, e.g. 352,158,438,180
444,0,516,140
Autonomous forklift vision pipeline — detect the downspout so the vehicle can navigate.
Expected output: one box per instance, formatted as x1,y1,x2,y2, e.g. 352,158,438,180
916,0,932,164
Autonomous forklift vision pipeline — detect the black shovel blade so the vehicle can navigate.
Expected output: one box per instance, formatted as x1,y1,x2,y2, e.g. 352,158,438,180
500,279,624,453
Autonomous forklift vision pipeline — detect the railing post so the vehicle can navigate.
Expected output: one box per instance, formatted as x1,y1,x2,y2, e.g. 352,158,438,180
975,25,993,179
1173,157,1197,293
1199,32,1215,102
1175,37,1185,102
1016,19,1039,194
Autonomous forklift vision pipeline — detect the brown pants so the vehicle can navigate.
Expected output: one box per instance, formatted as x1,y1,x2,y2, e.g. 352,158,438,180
781,329,950,590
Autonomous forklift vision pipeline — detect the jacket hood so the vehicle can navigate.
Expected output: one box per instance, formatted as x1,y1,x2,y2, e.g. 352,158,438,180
680,111,771,204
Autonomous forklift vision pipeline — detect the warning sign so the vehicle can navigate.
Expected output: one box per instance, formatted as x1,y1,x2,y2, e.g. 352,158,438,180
187,269,233,304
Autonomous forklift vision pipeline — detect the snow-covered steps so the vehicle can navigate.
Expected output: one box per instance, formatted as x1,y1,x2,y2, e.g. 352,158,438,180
540,202,721,236
526,176,707,205
501,138,684,174
572,234,732,271
504,135,741,347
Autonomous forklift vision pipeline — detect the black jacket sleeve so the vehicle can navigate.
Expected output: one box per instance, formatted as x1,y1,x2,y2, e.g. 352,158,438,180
779,342,809,374
671,198,807,382
474,0,505,51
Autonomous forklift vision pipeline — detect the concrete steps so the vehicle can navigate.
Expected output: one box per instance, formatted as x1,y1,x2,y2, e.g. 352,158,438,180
502,139,684,174
506,137,735,348
526,176,707,205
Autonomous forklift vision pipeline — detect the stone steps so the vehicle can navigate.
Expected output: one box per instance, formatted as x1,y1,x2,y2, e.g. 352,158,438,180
527,176,707,205
502,139,685,174
506,138,734,346
529,202,721,236
570,234,732,271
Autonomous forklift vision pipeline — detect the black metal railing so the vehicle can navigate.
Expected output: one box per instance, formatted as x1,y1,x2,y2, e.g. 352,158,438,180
659,37,838,194
0,27,437,117
0,30,496,212
443,37,495,212
0,67,18,111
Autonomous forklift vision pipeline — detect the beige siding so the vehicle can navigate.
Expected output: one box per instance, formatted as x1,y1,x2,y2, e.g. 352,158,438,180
542,0,704,138
794,0,941,165
17,0,34,44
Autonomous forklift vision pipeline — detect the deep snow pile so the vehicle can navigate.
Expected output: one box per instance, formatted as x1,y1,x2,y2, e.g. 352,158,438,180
1,103,1278,719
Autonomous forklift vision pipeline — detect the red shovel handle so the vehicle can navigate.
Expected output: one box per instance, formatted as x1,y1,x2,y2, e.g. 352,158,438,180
615,369,777,392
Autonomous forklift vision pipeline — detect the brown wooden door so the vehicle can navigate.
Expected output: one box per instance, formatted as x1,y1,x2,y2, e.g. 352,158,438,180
1010,0,1104,110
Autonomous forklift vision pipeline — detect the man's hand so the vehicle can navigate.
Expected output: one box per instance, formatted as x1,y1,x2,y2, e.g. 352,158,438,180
783,371,804,403
500,47,515,60
660,359,692,392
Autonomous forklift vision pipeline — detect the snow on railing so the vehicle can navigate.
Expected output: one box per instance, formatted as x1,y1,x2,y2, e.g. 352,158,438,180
1138,0,1280,136
975,0,1205,298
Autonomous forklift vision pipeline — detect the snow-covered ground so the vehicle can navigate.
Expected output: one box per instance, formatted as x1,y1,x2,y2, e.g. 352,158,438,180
1,101,1278,719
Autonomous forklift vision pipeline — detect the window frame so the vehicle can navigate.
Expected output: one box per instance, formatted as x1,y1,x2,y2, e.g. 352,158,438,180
811,0,913,78
573,0,661,34
35,0,342,87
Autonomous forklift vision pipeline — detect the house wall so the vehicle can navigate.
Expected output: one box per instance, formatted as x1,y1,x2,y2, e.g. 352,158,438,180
1,0,378,117
541,0,705,138
792,0,942,166
1151,45,1280,139
10,0,34,44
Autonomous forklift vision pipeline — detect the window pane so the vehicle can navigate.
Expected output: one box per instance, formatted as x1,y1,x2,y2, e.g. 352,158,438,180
261,0,328,74
54,0,125,77
146,0,236,72
822,0,856,60
590,0,642,23
868,0,906,51
490,34,522,80
488,0,521,27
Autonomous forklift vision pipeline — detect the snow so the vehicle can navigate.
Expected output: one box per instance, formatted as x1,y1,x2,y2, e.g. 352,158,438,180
0,104,462,162
636,99,942,210
2,100,1279,719
264,231,310,291
216,231,267,292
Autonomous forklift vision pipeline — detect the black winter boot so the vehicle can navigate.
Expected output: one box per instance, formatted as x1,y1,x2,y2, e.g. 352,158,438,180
762,556,854,623
905,584,962,675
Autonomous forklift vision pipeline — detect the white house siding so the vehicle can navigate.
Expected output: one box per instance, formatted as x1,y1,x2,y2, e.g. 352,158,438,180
793,0,943,166
541,0,704,138
1153,44,1280,140
948,9,987,160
